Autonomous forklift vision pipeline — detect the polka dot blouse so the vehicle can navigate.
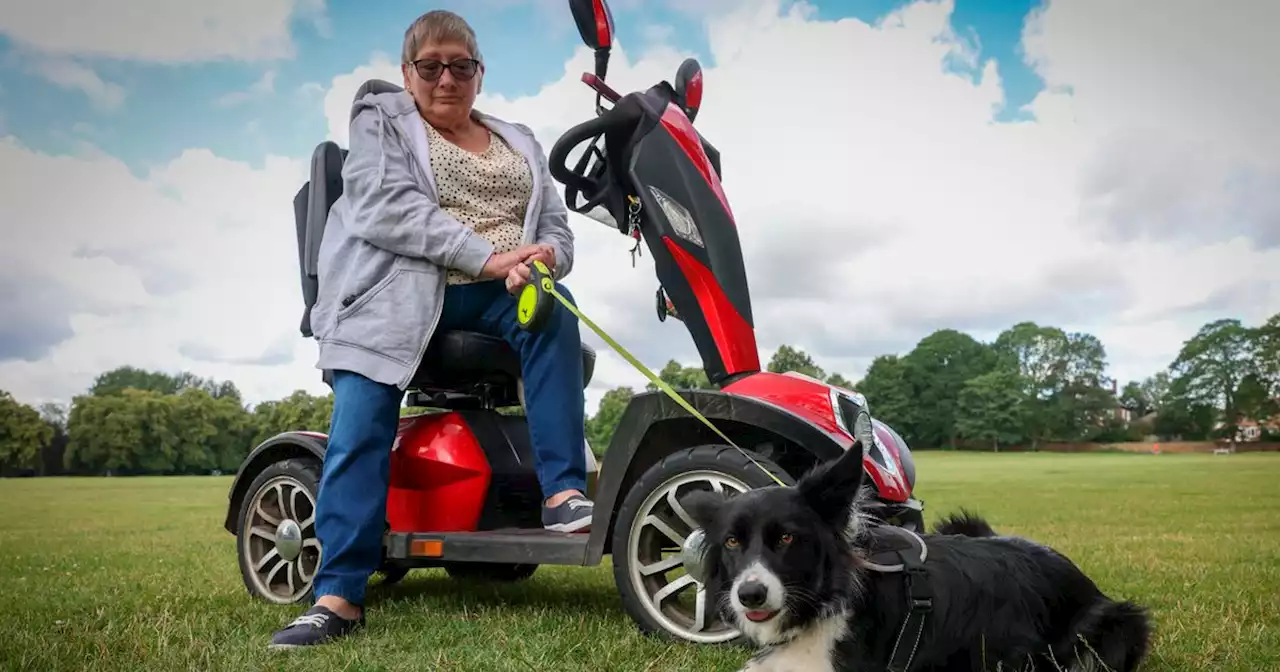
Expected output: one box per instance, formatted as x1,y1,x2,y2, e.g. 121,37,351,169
424,119,534,285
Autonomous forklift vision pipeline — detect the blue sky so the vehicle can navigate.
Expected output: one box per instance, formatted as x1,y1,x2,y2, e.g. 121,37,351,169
0,0,1045,175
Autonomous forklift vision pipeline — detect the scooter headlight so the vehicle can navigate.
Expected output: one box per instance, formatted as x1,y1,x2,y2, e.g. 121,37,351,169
648,186,704,247
829,387,899,477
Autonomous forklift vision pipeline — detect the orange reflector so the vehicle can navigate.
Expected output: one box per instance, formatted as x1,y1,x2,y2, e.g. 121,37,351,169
411,539,444,557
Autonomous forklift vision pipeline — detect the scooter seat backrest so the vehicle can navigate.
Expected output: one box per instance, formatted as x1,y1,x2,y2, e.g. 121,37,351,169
295,141,346,337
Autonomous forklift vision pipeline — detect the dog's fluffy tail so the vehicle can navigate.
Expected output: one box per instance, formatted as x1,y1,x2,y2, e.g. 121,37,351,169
1072,599,1152,672
932,509,996,537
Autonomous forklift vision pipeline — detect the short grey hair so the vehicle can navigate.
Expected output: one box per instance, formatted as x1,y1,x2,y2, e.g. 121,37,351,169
402,10,482,63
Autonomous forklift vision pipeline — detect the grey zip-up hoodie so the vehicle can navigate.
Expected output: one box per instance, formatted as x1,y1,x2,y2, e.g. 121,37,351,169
310,86,574,389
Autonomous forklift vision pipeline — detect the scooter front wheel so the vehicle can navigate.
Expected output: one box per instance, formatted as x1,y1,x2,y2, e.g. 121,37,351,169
610,444,793,646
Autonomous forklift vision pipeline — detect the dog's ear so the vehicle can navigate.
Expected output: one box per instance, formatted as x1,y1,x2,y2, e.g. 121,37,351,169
797,441,865,528
679,488,729,530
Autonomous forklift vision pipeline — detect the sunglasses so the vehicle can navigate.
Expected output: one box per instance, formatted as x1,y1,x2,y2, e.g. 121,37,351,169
410,58,481,82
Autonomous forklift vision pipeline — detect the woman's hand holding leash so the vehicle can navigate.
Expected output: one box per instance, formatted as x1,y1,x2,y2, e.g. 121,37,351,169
504,244,556,293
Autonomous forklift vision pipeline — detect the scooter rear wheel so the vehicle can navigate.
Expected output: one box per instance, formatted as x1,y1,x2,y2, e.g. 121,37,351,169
236,456,322,605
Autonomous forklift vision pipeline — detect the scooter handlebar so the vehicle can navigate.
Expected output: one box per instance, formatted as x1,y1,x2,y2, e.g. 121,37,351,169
547,112,614,198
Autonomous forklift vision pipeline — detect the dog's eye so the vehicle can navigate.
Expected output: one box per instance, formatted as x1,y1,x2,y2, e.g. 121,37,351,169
725,536,739,548
779,533,793,545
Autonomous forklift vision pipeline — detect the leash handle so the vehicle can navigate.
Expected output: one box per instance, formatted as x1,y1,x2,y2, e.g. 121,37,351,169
515,260,557,332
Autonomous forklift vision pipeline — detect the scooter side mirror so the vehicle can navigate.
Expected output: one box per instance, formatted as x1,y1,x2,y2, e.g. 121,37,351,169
569,0,615,79
673,57,703,122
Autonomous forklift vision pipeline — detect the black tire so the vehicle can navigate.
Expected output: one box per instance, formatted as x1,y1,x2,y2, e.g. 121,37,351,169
611,444,794,646
377,565,411,585
235,456,322,605
444,562,538,582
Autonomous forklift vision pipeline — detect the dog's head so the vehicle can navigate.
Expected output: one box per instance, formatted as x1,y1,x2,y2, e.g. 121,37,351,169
680,442,870,645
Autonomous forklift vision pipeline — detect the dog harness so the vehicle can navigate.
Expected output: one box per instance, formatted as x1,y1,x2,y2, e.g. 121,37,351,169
861,523,933,672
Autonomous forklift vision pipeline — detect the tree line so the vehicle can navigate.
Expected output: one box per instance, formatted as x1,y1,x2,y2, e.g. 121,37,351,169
0,368,334,477
1,314,1276,476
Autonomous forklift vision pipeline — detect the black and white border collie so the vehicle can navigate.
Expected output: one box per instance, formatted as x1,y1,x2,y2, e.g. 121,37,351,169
680,441,1152,672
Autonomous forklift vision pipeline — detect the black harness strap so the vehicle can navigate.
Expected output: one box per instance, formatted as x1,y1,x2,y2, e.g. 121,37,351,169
862,524,933,672
886,542,932,671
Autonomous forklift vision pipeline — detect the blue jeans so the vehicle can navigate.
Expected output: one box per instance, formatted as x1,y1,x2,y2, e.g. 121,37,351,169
311,279,588,606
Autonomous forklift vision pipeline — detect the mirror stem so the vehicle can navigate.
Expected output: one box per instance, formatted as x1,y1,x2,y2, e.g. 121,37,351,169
595,48,609,82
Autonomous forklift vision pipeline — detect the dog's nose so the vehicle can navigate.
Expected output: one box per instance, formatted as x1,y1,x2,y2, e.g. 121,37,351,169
737,580,768,608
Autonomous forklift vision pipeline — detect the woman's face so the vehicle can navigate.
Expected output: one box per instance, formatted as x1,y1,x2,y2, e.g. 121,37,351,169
402,40,483,126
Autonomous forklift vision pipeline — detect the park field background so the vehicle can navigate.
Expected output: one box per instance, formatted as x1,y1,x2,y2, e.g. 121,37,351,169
0,451,1276,671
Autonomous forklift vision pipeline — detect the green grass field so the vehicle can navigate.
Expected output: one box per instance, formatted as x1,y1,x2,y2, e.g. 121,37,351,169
1,451,1277,671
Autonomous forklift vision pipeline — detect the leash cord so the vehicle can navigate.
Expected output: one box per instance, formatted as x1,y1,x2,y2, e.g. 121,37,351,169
539,280,787,487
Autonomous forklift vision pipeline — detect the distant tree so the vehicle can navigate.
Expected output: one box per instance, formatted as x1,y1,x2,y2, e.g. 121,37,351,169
647,360,710,391
766,345,826,380
89,365,242,403
1139,372,1173,414
66,390,152,475
955,368,1025,451
993,322,1066,396
0,390,53,473
991,323,1111,445
825,372,854,390
586,387,634,455
36,402,69,476
1236,372,1278,428
249,390,334,447
1046,332,1112,441
901,329,998,449
1170,318,1257,444
1255,312,1280,398
1152,374,1216,440
64,386,256,475
1119,381,1150,416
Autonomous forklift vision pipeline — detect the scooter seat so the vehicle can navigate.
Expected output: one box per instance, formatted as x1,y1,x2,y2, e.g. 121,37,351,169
411,329,595,391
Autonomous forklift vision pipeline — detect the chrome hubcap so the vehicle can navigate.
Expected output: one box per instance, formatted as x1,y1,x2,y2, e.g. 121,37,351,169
627,470,750,644
242,475,320,604
276,519,303,561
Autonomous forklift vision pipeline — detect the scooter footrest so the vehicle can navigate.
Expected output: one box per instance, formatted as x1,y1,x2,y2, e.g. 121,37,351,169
386,529,591,566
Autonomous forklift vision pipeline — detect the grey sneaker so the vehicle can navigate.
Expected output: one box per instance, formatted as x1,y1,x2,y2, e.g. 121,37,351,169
543,494,593,533
268,605,364,649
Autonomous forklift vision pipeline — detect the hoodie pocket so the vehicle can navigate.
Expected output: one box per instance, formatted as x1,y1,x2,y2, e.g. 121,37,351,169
336,268,401,322
331,267,436,366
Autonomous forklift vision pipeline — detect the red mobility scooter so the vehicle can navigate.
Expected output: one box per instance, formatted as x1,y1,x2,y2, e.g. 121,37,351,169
225,0,923,646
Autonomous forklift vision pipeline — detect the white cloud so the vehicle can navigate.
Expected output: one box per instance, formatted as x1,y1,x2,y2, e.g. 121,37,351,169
0,0,327,62
2,0,1276,418
217,70,278,107
1022,0,1280,248
322,52,403,147
0,137,324,407
28,58,125,111
642,23,676,44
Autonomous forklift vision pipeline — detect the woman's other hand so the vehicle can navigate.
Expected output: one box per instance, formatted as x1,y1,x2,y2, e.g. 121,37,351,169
505,262,532,294
480,247,533,280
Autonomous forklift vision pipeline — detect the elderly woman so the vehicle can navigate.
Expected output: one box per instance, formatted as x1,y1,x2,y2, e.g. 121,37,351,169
270,10,592,648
